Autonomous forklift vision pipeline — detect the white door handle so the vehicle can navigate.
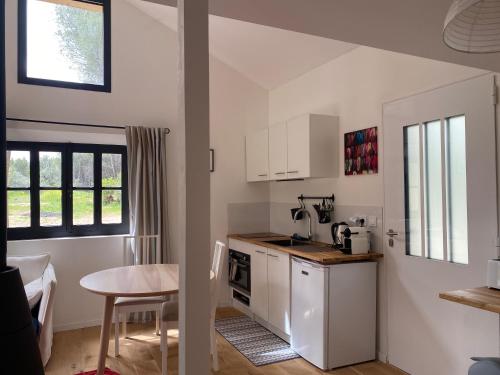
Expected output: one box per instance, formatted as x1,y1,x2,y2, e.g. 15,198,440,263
386,229,399,237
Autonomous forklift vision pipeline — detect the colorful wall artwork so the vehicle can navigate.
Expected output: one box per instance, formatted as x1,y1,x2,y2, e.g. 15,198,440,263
344,127,378,175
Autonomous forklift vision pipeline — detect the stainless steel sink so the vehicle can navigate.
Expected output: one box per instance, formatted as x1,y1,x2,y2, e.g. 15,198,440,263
291,245,327,253
263,239,331,253
263,239,310,247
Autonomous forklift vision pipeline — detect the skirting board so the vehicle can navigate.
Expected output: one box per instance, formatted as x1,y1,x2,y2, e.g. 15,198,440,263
54,319,103,332
378,351,388,363
55,301,232,333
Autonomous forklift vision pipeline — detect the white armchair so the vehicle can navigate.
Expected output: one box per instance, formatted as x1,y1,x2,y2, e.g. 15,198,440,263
7,254,57,367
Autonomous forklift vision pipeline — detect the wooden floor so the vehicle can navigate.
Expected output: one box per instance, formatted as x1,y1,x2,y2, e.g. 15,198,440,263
46,308,405,375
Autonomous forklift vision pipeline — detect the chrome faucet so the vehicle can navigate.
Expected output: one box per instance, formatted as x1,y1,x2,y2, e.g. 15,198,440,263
293,208,312,241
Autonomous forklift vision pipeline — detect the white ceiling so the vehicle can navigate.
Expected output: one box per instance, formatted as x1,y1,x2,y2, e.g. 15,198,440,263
125,0,358,90
142,0,500,74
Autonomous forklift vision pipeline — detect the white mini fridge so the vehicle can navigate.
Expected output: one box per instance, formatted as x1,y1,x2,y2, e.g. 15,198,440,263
290,257,377,370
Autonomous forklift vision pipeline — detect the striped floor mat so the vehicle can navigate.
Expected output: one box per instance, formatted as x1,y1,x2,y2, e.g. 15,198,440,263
215,315,300,366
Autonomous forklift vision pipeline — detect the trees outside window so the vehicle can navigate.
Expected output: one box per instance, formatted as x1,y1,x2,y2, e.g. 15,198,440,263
7,142,128,240
18,0,111,92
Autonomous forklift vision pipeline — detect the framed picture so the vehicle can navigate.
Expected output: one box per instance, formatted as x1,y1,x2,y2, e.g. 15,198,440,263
344,126,378,175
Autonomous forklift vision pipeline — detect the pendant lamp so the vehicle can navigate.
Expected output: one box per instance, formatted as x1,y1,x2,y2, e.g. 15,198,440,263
444,0,500,53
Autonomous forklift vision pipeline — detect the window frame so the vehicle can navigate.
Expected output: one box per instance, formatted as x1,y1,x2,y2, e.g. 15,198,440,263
402,114,468,264
18,0,112,92
7,141,129,240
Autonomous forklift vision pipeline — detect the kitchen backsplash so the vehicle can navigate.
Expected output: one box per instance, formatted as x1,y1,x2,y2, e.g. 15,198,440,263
227,202,270,234
270,202,384,252
227,201,383,253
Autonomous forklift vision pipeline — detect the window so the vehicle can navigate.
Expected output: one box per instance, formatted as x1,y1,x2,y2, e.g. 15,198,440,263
18,0,111,92
7,142,128,240
403,115,468,264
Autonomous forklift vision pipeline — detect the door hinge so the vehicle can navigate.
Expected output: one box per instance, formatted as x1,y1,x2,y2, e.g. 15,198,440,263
493,84,498,106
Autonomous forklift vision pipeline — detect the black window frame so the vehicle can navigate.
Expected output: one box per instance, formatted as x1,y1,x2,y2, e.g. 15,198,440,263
18,0,112,92
7,141,129,240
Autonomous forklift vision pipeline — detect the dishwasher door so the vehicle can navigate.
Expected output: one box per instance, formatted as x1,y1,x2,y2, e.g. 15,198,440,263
291,257,329,369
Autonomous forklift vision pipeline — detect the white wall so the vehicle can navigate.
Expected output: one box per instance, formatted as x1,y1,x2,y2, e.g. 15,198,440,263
8,236,125,331
5,0,269,329
5,0,177,331
268,46,486,207
267,46,493,372
209,57,269,303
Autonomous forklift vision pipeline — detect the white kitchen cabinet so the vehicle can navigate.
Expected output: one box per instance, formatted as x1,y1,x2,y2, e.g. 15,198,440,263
268,122,287,179
245,129,269,182
287,114,338,179
286,115,309,179
229,240,292,339
246,114,338,182
267,248,291,335
250,245,269,321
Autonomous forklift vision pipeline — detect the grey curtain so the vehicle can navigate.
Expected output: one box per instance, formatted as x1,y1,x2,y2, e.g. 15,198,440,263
126,126,170,264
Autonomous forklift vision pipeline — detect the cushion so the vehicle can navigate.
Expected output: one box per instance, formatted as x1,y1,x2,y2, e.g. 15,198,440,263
115,296,167,306
7,254,50,284
24,277,43,310
161,301,179,322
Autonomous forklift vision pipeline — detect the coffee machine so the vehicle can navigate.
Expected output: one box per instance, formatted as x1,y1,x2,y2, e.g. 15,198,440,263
331,222,371,254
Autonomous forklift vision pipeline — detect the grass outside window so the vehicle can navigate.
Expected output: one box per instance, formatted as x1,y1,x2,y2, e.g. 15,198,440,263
7,142,128,240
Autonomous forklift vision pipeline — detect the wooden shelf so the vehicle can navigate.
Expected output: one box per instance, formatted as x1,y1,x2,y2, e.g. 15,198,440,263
439,287,500,314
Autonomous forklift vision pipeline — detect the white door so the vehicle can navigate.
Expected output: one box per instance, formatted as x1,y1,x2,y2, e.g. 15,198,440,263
250,245,268,320
267,249,291,335
246,129,269,182
269,122,288,180
287,115,310,179
383,74,498,374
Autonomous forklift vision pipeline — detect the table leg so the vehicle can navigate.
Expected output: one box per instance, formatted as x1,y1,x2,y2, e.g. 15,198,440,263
97,296,115,375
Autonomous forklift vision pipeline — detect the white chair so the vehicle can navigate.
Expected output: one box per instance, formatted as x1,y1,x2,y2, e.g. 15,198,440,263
7,253,57,367
160,240,225,375
114,235,166,357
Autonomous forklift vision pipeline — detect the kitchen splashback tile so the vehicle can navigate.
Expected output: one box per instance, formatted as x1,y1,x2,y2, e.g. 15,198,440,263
270,202,383,251
227,202,270,234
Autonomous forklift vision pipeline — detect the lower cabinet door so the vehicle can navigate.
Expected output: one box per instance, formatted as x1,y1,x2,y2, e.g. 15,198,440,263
267,249,291,335
250,246,268,320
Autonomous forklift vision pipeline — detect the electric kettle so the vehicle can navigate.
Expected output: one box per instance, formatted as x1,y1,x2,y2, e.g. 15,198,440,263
331,222,349,249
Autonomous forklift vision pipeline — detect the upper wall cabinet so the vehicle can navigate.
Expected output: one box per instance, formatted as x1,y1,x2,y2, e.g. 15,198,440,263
269,122,288,179
247,114,338,182
246,128,270,182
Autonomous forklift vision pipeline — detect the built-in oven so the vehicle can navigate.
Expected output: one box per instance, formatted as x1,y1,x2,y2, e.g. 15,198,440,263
228,249,251,296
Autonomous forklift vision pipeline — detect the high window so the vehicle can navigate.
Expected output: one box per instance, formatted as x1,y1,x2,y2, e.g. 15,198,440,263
403,115,468,264
7,142,128,240
18,0,111,92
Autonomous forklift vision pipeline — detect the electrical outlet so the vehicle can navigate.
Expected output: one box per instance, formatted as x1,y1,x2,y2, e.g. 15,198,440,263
350,216,366,226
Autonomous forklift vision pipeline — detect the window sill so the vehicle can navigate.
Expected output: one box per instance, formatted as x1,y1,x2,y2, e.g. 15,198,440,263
7,233,131,243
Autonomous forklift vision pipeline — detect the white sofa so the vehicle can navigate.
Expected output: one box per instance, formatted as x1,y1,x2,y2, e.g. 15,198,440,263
7,254,57,367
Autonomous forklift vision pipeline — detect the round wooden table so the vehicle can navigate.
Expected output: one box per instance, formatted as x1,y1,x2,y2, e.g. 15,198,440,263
80,264,179,375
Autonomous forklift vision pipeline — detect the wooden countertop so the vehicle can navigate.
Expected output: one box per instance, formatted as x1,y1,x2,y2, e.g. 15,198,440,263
439,287,500,314
228,233,383,265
